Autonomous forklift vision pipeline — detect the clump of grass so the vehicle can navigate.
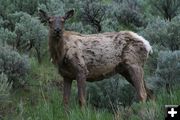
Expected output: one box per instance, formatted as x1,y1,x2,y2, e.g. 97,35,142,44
29,57,62,84
68,106,112,120
114,86,180,120
22,85,113,120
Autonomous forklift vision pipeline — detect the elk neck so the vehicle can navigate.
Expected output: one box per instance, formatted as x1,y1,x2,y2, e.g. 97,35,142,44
49,32,65,66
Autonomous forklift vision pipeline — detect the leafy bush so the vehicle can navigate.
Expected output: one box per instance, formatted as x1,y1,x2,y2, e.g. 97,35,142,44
0,28,16,46
0,73,12,119
110,0,145,29
78,0,107,33
101,15,119,32
0,73,12,101
0,17,5,27
65,22,93,34
0,46,30,87
87,75,136,111
140,16,180,51
13,12,48,63
144,46,159,75
38,0,65,16
148,50,180,91
148,0,180,20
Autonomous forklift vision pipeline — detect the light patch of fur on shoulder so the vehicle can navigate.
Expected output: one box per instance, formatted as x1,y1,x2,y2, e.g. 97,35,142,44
129,32,153,55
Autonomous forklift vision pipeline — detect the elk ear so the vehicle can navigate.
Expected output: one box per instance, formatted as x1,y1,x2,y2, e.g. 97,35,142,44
63,9,74,20
38,9,50,23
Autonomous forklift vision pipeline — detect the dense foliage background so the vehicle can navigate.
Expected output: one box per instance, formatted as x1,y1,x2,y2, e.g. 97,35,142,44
0,0,180,120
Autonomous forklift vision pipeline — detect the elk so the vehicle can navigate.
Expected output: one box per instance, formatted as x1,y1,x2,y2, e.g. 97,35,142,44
39,9,153,108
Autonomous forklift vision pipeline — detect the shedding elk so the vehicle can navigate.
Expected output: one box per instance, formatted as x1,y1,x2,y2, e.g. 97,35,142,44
39,9,153,108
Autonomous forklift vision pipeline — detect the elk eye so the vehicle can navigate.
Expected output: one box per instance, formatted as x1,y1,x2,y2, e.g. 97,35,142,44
61,18,65,22
48,19,53,24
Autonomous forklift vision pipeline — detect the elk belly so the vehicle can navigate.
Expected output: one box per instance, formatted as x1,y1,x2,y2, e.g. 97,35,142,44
86,63,117,81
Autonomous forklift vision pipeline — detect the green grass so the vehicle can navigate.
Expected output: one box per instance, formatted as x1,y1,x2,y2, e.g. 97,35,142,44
112,87,180,120
1,57,180,120
25,87,113,120
3,83,113,120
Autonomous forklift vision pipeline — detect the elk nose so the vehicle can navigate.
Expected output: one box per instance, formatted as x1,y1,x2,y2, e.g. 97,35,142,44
54,28,61,33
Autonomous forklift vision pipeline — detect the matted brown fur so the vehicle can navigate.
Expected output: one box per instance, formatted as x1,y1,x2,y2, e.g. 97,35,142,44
50,30,153,106
39,9,153,108
52,31,149,80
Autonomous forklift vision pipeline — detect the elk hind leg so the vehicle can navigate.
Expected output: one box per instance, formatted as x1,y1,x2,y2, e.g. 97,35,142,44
129,64,147,102
118,64,147,102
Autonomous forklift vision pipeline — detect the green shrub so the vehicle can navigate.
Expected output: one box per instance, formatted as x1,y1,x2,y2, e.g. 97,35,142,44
148,0,180,20
140,16,180,51
38,0,65,16
0,28,16,46
0,46,30,87
101,18,119,32
148,50,180,92
0,17,5,27
0,73,12,119
0,73,12,101
144,46,159,75
13,12,48,63
65,22,93,34
110,0,145,29
87,75,136,111
78,0,107,33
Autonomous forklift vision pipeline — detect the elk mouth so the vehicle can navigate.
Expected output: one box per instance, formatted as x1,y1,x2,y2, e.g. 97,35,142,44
53,31,62,38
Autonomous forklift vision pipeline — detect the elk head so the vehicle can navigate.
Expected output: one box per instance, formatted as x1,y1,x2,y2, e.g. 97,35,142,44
39,9,74,38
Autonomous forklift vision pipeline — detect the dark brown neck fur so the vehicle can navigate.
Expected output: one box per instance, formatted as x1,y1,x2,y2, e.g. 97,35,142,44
49,33,65,66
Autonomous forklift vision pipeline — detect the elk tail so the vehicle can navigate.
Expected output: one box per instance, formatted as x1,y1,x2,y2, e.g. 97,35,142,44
129,32,153,57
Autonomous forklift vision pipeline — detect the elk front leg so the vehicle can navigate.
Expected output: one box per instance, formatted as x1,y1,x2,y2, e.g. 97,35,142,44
76,70,86,107
68,51,87,107
63,79,72,109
